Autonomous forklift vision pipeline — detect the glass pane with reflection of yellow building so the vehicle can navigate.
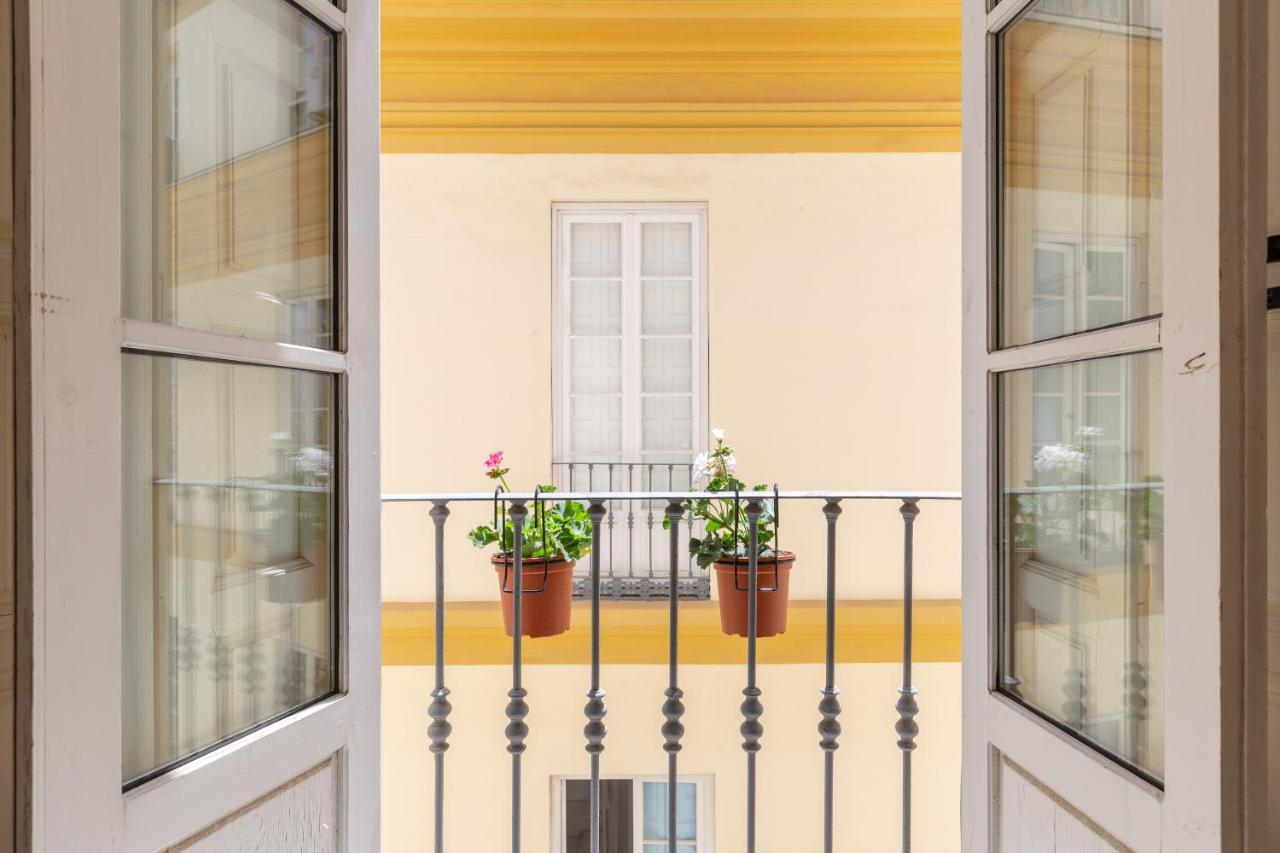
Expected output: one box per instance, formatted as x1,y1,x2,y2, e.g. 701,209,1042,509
1000,0,1163,347
1000,351,1164,779
123,0,335,349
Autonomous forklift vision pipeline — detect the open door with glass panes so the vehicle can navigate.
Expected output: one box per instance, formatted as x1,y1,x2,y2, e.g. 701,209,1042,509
961,0,1268,850
19,0,382,848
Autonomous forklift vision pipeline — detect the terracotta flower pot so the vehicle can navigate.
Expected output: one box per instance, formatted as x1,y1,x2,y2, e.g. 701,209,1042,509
491,554,576,638
712,551,796,638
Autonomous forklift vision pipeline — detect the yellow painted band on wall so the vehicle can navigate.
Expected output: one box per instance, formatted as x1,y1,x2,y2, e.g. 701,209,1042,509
381,125,961,155
381,0,962,154
383,599,961,666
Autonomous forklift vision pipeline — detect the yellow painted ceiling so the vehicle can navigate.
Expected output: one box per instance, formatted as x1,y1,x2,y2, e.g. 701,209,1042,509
381,0,962,154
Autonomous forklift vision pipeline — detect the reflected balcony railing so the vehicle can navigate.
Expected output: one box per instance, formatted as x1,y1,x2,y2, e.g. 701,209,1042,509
382,487,961,853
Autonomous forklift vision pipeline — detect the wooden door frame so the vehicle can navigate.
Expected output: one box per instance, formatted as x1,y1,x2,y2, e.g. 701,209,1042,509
15,0,381,849
961,0,1268,850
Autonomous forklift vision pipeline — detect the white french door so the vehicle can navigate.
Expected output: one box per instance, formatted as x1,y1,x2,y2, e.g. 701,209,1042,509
21,0,380,849
963,0,1267,850
552,203,709,481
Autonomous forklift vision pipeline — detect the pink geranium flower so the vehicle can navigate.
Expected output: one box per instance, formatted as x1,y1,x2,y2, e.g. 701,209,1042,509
484,450,510,486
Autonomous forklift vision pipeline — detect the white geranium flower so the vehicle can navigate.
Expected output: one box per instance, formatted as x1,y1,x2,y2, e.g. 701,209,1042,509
1032,443,1087,475
712,427,726,441
692,451,711,480
1075,425,1105,439
723,454,737,474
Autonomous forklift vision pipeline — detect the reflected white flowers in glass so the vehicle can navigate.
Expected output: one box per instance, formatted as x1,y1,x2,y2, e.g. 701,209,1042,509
1033,443,1087,475
293,446,333,482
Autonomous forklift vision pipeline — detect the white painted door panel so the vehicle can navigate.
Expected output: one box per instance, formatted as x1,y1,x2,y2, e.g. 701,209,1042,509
962,0,1267,850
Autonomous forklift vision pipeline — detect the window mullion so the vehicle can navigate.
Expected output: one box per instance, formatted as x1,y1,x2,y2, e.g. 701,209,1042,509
625,215,642,465
633,777,645,849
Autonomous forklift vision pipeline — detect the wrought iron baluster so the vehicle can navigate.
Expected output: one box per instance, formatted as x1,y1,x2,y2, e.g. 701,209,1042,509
896,500,920,853
646,464,656,586
506,501,530,853
819,499,843,853
741,498,765,853
584,501,608,853
666,464,676,590
607,466,616,596
662,499,687,853
627,464,636,581
685,464,696,581
428,502,453,853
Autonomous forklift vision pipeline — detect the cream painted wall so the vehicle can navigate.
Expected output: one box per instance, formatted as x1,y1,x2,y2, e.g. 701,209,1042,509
383,662,960,852
381,153,962,603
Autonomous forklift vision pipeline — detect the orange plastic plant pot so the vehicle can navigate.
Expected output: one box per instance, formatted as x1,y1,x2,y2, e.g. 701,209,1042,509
491,555,576,638
711,552,795,638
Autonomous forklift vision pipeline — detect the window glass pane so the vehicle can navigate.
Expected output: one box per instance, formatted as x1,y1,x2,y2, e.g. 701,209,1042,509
571,396,622,454
642,279,692,335
571,338,622,394
999,352,1163,778
999,0,1162,346
642,397,693,454
641,223,693,277
122,354,336,783
642,339,693,393
572,280,622,335
122,0,336,349
571,223,622,278
642,781,698,841
564,779,633,852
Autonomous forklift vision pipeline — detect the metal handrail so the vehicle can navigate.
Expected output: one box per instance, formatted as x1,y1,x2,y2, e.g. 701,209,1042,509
383,489,961,502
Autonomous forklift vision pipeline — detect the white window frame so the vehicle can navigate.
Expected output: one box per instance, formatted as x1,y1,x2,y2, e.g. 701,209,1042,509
19,0,381,849
962,0,1267,850
552,774,715,852
551,202,710,479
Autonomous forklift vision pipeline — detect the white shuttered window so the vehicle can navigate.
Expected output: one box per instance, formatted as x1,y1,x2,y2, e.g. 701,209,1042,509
554,204,708,489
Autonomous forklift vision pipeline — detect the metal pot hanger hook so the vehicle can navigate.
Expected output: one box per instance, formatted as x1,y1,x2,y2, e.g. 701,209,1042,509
761,483,782,593
529,485,550,594
732,484,748,592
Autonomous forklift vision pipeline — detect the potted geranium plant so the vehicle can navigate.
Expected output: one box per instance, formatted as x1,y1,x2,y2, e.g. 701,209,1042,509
669,430,794,637
467,451,592,638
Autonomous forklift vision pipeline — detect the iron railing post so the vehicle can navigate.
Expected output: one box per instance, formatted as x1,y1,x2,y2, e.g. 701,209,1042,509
741,498,765,853
896,500,921,853
819,499,843,853
584,501,608,853
428,502,452,853
505,500,529,853
662,499,687,853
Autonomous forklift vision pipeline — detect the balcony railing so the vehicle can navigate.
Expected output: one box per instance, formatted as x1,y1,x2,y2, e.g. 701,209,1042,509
552,461,706,600
382,487,961,853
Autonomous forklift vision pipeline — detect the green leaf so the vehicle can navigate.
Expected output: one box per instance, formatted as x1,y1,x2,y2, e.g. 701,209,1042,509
467,524,499,549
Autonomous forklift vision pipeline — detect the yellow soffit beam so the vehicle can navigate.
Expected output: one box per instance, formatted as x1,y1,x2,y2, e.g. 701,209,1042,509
380,0,962,154
382,599,961,666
